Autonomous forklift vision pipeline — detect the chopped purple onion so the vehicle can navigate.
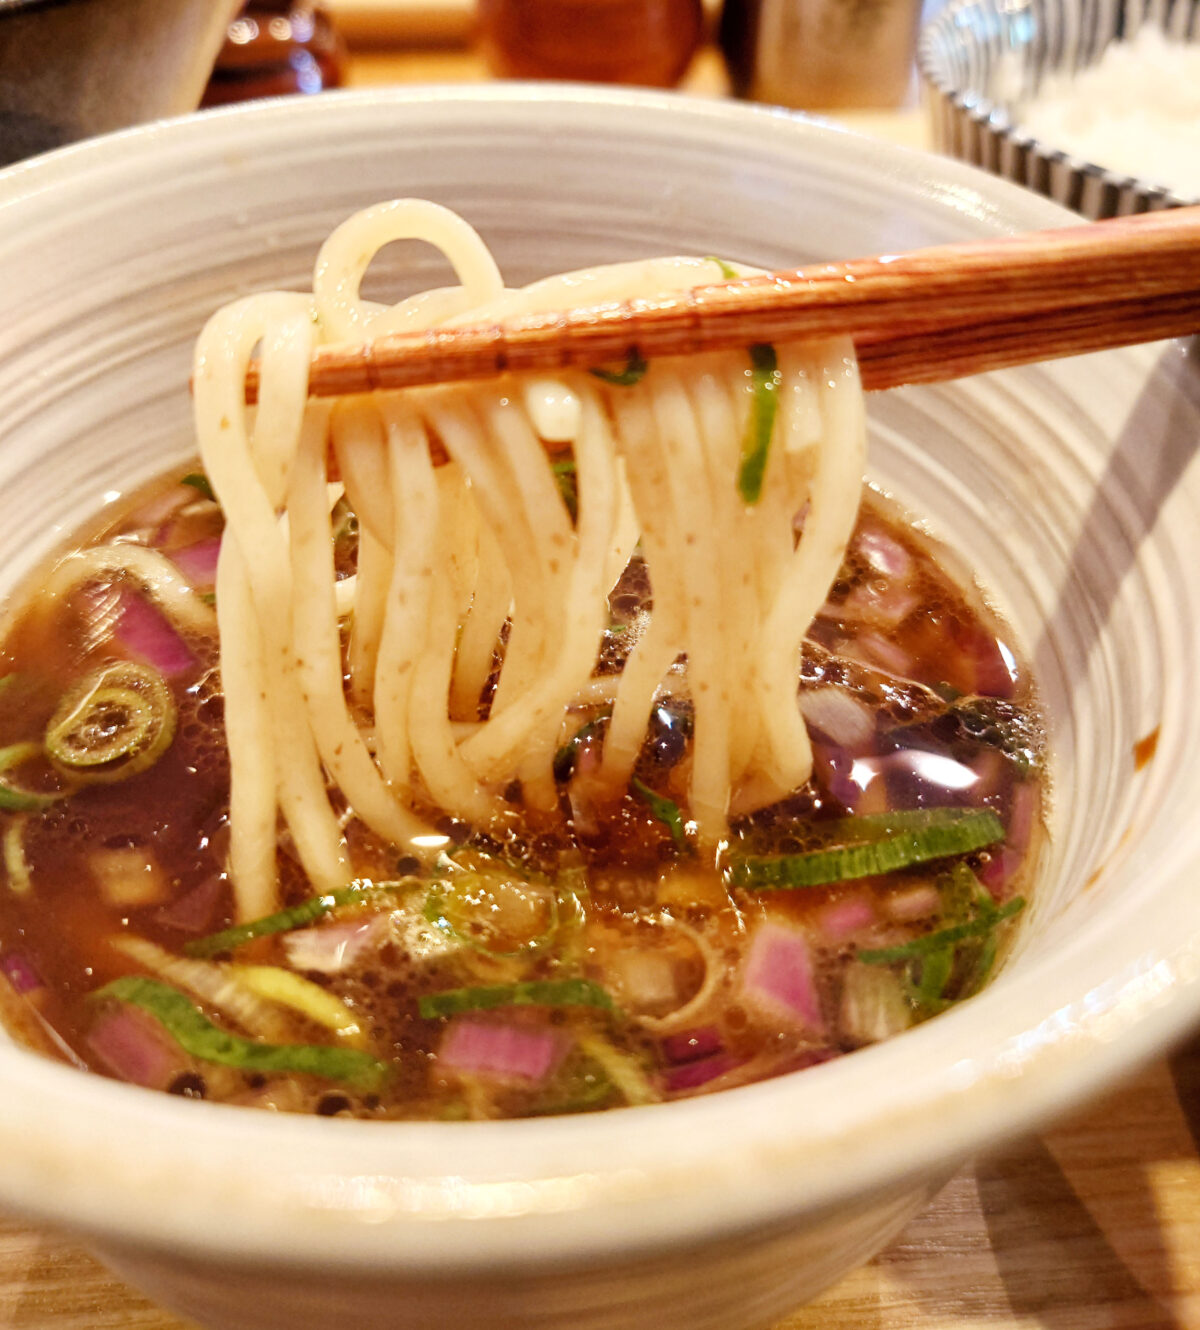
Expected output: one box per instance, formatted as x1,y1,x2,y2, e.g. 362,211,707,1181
0,953,43,996
155,876,227,935
566,781,600,837
812,742,879,813
170,537,222,590
955,624,1016,699
1007,780,1037,855
978,848,1021,898
840,580,920,630
87,1005,181,1089
282,916,388,975
438,1018,566,1084
661,1026,723,1065
133,487,193,539
664,1052,745,1093
116,591,193,677
813,894,876,944
799,686,875,752
850,631,915,679
781,1047,836,1075
741,922,824,1032
970,777,1036,899
856,524,913,580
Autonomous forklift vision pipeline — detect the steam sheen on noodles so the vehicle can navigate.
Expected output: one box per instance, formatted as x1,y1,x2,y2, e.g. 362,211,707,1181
191,200,867,923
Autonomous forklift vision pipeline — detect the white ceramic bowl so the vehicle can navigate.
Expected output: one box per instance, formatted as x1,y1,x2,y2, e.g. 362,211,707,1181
0,86,1199,1330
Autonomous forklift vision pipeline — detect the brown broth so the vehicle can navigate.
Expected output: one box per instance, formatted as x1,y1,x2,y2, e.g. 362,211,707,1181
0,470,1046,1119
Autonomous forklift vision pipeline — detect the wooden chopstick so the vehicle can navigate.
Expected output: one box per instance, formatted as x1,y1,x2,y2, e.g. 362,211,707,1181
243,206,1200,403
856,288,1200,391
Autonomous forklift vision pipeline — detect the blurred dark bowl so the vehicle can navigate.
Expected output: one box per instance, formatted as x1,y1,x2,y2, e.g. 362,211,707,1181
0,0,238,166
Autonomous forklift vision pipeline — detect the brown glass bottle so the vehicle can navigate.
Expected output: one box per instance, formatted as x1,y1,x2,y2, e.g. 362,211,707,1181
477,0,704,87
202,2,344,107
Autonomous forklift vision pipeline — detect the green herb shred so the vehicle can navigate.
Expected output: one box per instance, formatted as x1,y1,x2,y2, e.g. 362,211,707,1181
185,878,415,957
705,256,740,280
590,350,648,387
418,977,616,1020
95,976,389,1091
911,944,955,1006
631,777,688,848
551,456,579,522
858,896,1025,964
728,807,1005,889
180,472,216,503
858,874,1025,1018
737,343,781,504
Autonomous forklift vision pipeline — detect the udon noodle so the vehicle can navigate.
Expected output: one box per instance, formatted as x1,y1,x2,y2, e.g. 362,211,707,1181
0,201,1044,1118
193,199,865,921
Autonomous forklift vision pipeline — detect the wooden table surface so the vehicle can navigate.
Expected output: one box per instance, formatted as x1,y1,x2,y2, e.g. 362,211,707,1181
3,14,1196,1330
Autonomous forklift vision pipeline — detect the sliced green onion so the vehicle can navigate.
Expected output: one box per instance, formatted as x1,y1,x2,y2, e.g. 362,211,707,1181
857,896,1025,964
737,343,780,504
3,815,32,895
94,976,388,1092
911,945,955,1004
705,256,739,280
575,1030,659,1106
867,893,1024,1017
962,928,1001,995
423,872,560,958
631,777,688,849
839,962,913,1044
231,965,368,1047
185,878,415,958
180,472,216,502
435,851,589,965
44,662,176,784
529,1051,616,1116
938,859,997,926
418,977,616,1020
590,350,648,387
728,808,1004,889
0,742,60,812
819,808,1000,840
113,935,293,1041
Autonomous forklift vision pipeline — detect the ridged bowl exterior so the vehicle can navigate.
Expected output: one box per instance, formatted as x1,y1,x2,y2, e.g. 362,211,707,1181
0,87,1198,1330
919,0,1200,217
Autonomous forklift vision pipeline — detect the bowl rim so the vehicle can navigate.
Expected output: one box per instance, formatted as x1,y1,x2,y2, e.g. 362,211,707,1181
916,0,1196,211
0,81,1199,1273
